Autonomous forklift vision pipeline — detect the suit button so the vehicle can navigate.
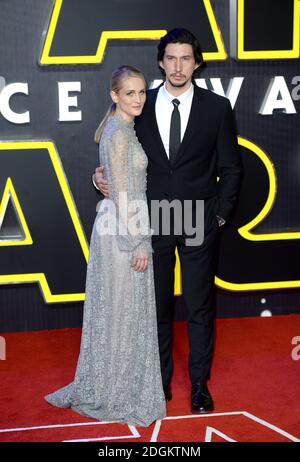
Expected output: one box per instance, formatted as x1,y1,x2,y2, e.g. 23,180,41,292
170,169,173,174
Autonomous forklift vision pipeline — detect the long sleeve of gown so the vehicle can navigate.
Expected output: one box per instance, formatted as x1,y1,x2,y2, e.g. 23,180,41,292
101,125,153,255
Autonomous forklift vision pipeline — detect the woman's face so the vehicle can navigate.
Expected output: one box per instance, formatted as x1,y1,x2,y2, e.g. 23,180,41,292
111,76,146,121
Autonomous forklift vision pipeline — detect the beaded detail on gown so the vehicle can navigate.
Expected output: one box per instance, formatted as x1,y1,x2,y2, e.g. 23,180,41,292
44,114,166,427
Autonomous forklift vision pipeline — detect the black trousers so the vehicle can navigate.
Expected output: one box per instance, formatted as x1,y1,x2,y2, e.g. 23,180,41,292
151,197,220,388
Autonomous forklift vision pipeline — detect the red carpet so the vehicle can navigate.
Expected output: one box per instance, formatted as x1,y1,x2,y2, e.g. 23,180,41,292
0,315,300,442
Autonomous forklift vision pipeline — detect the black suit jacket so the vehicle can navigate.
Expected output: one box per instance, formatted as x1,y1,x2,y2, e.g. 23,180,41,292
134,84,242,222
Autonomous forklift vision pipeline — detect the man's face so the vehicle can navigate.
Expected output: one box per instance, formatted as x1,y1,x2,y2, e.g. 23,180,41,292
159,43,200,90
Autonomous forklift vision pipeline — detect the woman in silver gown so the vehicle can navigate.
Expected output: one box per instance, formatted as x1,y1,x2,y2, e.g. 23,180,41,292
45,66,166,427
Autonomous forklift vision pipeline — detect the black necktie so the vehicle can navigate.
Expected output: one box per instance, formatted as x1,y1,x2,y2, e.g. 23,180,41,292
169,98,181,164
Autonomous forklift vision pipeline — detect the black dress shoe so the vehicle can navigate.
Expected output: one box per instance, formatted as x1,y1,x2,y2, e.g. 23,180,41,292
163,385,172,401
191,383,214,413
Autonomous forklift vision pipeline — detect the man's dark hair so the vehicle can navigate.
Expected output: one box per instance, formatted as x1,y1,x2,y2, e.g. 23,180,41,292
157,28,205,78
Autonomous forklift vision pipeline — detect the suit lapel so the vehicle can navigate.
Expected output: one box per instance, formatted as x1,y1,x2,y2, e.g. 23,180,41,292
143,84,204,167
144,86,171,167
173,86,203,167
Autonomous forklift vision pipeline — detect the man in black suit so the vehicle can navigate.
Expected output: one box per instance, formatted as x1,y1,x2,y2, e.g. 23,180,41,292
94,29,242,413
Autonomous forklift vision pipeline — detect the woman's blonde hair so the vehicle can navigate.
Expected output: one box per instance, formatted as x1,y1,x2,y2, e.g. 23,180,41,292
94,65,146,143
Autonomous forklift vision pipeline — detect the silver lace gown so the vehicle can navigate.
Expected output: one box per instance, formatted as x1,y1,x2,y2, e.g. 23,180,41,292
45,114,166,427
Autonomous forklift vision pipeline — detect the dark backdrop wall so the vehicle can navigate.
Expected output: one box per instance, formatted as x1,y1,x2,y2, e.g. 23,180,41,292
0,0,300,332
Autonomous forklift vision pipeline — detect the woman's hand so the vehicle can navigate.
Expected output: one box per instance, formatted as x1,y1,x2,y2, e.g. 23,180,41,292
131,250,149,272
93,166,109,197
